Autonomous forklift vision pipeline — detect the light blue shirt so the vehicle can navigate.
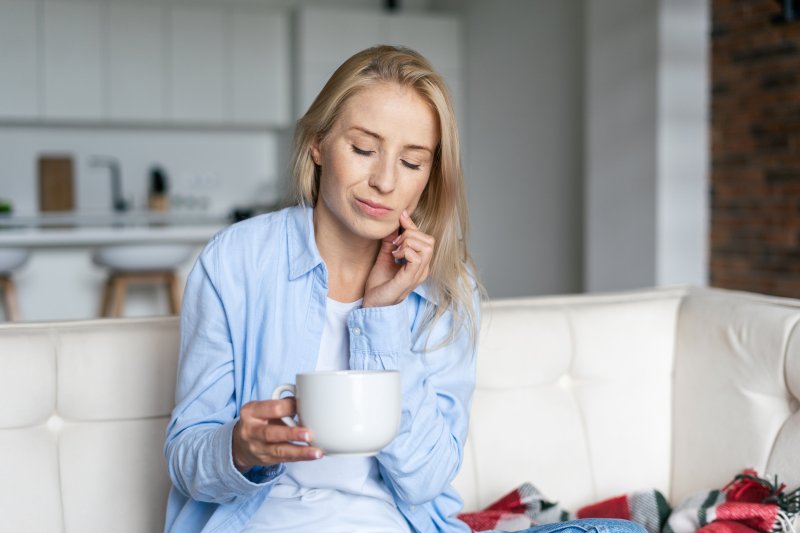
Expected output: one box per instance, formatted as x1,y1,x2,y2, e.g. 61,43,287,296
164,205,479,533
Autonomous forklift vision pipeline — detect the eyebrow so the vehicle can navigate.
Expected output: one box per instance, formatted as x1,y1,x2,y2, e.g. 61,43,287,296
349,126,433,154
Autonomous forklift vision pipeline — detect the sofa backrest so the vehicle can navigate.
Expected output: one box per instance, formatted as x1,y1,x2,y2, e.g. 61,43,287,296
453,286,800,513
1,287,798,532
0,317,179,533
454,287,685,511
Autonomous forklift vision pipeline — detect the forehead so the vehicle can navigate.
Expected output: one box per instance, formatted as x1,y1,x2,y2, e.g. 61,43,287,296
335,83,439,146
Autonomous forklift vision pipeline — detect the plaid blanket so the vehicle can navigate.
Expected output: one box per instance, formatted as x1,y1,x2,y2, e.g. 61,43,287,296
457,469,799,533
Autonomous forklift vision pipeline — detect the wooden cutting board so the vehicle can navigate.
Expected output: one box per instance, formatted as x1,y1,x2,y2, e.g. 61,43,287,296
38,155,74,212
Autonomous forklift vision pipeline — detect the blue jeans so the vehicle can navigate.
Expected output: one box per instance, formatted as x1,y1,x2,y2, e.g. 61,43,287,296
485,518,648,533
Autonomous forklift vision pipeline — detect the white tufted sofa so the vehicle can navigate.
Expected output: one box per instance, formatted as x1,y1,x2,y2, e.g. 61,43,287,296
0,286,797,532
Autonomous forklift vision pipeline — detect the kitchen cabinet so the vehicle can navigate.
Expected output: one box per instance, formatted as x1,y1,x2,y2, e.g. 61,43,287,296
168,4,227,123
232,9,291,126
384,14,462,72
168,5,291,126
42,0,105,121
0,0,290,128
295,9,384,117
385,13,464,121
108,2,166,122
0,0,39,119
295,8,463,120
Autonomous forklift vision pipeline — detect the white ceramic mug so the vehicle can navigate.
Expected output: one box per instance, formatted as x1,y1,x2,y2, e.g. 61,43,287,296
272,370,401,456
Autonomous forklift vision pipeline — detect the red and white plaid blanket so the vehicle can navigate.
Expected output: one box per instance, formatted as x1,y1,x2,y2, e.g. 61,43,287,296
457,469,800,533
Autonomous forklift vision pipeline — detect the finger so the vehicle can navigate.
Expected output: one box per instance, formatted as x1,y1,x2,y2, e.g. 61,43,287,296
262,423,313,445
399,209,418,231
395,232,435,265
396,233,434,256
265,443,323,462
403,246,423,265
393,229,434,256
242,398,297,421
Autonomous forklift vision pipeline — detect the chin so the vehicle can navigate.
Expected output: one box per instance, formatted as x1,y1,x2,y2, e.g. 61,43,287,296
352,217,395,240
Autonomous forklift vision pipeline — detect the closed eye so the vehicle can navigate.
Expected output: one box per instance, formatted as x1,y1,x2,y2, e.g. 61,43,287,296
401,160,421,171
351,145,374,156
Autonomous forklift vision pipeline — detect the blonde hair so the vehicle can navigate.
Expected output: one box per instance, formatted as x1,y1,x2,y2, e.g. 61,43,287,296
290,45,483,347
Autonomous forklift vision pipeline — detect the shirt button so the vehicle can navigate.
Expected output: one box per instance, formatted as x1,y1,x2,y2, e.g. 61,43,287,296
352,327,362,336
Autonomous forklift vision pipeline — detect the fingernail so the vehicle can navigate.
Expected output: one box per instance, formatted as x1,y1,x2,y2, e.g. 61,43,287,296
392,236,401,245
302,432,311,442
313,450,323,459
391,248,399,255
402,209,409,218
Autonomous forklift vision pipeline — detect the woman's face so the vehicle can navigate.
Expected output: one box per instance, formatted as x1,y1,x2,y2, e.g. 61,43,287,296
311,82,439,241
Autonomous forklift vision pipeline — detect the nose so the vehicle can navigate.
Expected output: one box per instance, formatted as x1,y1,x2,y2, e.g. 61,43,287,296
368,154,397,194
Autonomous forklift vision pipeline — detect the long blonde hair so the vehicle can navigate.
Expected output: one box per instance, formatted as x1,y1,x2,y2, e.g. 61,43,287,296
290,45,482,347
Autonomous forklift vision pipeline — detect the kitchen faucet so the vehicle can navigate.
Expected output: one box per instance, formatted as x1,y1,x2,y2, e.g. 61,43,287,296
89,156,129,212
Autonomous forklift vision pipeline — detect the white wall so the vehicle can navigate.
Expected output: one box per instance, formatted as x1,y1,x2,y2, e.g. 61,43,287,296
435,0,586,298
656,0,710,287
584,0,659,291
584,0,709,292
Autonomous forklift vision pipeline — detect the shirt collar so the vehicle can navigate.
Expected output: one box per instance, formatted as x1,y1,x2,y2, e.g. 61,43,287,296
286,204,438,305
286,204,324,280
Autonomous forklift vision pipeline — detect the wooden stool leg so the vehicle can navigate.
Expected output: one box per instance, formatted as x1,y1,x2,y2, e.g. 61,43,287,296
167,273,182,315
111,274,127,318
1,276,20,322
100,276,113,317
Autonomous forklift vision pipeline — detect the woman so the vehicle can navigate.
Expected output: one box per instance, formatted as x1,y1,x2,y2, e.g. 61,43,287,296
164,45,481,532
163,45,646,533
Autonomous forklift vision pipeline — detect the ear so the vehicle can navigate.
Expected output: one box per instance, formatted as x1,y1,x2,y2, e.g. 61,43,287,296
310,137,322,166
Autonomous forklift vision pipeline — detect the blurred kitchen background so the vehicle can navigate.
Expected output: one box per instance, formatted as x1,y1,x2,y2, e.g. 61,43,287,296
0,0,797,321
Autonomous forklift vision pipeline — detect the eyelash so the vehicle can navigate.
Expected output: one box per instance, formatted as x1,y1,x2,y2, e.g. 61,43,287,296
351,145,421,171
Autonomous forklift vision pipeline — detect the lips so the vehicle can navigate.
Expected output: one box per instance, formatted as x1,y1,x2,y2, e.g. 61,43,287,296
355,198,392,217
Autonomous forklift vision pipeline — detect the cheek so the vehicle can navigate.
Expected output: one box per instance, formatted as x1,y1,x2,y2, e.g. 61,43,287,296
324,148,372,187
405,174,432,211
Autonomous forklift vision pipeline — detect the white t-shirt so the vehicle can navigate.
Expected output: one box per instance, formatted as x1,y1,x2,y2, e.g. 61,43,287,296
242,298,412,533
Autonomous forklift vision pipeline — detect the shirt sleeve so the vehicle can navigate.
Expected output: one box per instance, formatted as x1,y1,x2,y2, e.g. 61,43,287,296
346,286,480,506
163,238,284,504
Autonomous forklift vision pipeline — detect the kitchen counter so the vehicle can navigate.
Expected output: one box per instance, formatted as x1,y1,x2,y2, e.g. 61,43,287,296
0,211,228,248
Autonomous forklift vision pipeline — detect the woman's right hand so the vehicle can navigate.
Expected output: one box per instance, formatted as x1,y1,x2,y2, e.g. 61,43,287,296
232,398,323,473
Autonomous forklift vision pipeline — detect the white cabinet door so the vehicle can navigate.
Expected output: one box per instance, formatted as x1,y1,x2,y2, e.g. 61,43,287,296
231,9,290,127
295,8,463,121
168,5,226,123
385,14,464,122
0,0,39,119
108,3,166,122
295,8,383,116
42,0,105,120
385,14,462,72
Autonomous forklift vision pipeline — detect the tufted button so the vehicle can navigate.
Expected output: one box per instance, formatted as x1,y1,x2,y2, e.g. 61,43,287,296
352,327,362,336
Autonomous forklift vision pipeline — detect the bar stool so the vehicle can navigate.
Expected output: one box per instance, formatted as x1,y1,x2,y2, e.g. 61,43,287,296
0,248,30,321
93,245,195,317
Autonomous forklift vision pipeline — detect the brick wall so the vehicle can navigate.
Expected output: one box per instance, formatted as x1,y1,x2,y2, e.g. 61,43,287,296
711,0,800,296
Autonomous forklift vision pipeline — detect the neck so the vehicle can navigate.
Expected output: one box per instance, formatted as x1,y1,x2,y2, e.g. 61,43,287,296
313,206,379,302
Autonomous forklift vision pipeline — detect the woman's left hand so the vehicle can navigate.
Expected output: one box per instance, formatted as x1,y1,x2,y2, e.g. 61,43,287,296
363,210,435,308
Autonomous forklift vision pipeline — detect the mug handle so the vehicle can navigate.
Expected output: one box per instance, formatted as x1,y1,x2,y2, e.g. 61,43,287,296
271,384,297,427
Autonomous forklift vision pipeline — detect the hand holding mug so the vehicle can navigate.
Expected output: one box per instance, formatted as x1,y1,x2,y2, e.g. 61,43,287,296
231,398,322,473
